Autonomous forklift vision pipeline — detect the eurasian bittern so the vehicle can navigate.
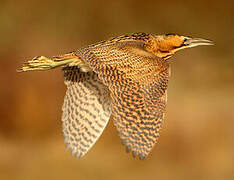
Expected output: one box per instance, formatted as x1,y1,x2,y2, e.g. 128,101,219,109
18,32,213,159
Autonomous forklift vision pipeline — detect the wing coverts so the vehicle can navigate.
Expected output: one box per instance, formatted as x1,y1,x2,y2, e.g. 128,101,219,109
74,33,170,159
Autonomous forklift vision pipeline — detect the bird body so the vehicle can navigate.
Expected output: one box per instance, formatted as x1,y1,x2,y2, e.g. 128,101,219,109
18,32,213,159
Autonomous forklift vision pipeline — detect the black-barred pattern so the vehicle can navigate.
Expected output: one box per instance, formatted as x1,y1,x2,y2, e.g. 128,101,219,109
62,66,111,157
18,32,211,159
74,33,170,159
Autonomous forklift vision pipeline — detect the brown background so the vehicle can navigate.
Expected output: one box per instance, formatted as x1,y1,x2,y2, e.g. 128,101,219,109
0,0,233,179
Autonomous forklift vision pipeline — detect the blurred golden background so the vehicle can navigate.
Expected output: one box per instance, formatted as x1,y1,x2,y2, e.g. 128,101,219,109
0,0,233,179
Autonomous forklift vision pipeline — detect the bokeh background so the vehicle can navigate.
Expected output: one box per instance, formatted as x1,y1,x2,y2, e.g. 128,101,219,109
0,0,233,179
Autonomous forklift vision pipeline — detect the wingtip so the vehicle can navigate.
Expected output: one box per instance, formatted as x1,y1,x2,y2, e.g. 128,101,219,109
132,151,137,158
139,153,147,160
75,152,83,159
126,145,131,153
132,151,147,160
67,145,85,159
122,141,149,160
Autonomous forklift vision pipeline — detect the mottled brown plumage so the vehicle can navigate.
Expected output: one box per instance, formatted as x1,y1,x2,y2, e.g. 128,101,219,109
18,32,213,159
62,66,111,157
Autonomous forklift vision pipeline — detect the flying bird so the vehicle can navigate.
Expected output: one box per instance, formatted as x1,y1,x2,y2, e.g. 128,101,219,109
18,32,213,159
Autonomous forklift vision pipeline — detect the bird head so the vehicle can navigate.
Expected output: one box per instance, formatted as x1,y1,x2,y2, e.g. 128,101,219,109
146,33,213,59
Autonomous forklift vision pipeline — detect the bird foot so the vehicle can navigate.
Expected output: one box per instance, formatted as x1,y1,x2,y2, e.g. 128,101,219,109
17,55,76,72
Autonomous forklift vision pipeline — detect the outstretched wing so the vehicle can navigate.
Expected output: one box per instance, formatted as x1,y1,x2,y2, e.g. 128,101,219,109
62,66,111,158
75,34,170,159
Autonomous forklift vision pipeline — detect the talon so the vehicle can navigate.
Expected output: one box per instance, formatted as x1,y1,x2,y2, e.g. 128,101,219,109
17,56,57,72
17,53,78,72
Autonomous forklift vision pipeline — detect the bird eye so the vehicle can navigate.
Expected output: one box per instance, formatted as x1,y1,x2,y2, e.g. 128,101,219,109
183,38,189,45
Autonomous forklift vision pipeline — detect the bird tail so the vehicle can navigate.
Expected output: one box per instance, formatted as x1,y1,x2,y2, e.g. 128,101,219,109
17,52,80,72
